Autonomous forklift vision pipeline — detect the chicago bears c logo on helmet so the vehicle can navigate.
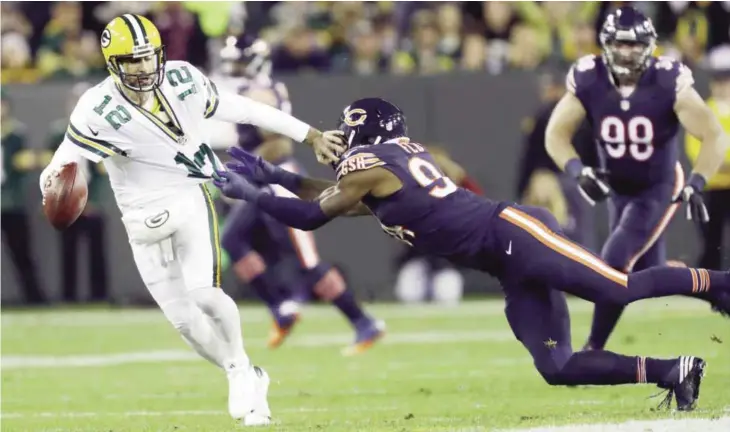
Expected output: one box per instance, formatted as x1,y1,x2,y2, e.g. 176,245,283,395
343,108,367,127
100,29,111,48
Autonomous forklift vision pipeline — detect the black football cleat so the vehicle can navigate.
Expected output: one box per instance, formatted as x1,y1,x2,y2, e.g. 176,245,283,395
655,356,706,411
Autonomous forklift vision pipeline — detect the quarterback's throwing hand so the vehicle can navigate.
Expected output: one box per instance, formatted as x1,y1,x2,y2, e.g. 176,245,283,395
213,170,261,202
312,130,346,165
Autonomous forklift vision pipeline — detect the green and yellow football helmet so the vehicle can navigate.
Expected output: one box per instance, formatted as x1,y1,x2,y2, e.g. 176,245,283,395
100,14,165,92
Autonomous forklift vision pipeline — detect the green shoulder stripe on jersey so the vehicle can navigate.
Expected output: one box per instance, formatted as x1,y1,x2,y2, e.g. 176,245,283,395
66,123,127,158
204,80,220,119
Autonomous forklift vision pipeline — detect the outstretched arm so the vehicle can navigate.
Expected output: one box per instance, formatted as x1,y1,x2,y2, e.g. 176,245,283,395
263,173,371,216
255,169,376,229
223,146,370,213
215,168,377,230
209,85,343,164
675,85,729,189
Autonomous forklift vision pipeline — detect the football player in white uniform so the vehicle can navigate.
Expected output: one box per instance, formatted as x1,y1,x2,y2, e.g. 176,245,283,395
39,14,344,426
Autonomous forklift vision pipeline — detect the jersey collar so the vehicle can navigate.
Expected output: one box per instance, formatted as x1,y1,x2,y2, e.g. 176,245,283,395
116,84,187,144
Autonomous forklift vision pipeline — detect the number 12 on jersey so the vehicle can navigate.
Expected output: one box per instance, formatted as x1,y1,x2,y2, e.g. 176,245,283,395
175,143,221,179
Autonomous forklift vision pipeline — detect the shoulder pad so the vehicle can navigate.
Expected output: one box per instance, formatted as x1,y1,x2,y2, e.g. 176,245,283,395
566,55,600,95
166,60,210,92
166,61,219,119
66,92,128,160
336,146,386,180
652,56,694,93
165,60,195,74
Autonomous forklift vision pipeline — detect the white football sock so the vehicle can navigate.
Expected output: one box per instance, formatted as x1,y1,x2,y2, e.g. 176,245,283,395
190,287,249,369
160,298,227,368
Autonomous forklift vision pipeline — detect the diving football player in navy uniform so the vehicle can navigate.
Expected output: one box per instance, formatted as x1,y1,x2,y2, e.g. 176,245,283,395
210,36,384,355
214,97,730,411
545,7,729,351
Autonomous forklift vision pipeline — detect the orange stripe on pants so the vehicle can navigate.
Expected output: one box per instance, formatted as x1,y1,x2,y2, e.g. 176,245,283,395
624,162,685,272
500,207,629,287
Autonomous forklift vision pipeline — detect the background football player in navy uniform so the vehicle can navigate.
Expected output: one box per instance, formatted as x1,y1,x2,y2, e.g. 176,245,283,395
209,36,384,355
518,68,598,251
545,7,730,351
213,97,730,411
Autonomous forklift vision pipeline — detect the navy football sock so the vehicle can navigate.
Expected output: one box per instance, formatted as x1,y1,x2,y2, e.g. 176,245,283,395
332,290,367,325
645,357,678,385
586,304,626,350
628,267,726,301
557,351,637,385
556,351,675,385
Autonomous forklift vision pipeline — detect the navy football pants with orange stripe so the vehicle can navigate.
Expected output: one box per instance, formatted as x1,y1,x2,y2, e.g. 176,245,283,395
589,165,684,349
495,204,725,385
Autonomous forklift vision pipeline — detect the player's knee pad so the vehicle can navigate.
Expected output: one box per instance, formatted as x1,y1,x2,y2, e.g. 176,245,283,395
189,286,238,320
538,367,565,386
159,298,198,336
601,230,652,273
233,251,267,282
601,249,632,273
431,268,463,306
313,267,346,301
395,259,429,304
535,355,572,386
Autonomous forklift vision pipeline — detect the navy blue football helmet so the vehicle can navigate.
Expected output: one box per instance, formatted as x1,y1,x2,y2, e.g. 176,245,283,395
219,34,272,77
337,98,408,150
599,6,657,79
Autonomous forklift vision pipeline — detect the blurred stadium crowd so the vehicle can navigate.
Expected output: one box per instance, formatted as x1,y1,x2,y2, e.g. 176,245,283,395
2,1,730,83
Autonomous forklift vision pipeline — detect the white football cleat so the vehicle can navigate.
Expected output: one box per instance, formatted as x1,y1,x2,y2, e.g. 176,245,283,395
243,366,271,426
227,362,256,420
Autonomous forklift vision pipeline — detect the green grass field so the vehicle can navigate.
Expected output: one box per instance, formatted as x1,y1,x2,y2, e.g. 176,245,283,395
2,297,729,431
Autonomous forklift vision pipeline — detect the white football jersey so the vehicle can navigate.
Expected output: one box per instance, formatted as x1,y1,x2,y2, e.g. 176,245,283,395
61,61,224,210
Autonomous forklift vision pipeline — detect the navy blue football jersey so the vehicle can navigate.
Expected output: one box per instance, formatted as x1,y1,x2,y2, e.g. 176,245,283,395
567,55,692,193
335,139,507,273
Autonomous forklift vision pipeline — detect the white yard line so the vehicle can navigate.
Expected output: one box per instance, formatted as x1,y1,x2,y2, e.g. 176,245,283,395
0,298,713,327
0,329,518,369
502,416,730,432
0,405,398,420
2,412,727,432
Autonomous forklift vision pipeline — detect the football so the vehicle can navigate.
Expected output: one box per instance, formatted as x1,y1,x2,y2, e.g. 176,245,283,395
42,162,88,230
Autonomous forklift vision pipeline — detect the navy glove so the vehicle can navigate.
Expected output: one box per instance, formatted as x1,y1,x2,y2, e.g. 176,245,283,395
226,147,279,183
226,146,302,191
213,170,263,202
673,174,709,224
565,159,611,206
